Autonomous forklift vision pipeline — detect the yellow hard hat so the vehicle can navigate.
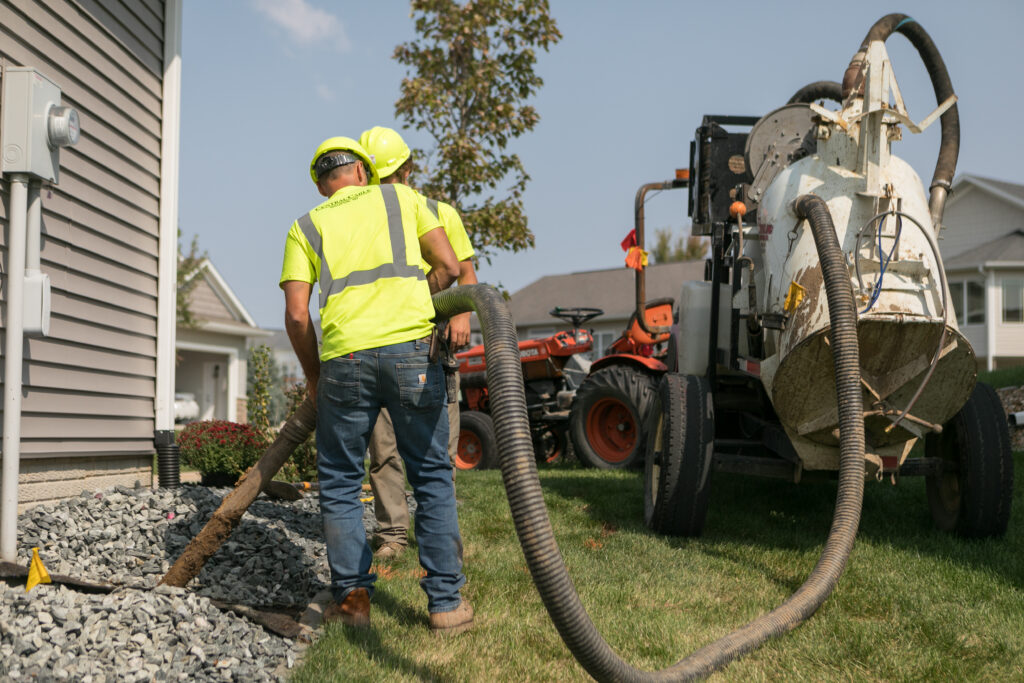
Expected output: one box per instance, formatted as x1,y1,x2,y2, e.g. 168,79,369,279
309,137,379,185
358,126,411,179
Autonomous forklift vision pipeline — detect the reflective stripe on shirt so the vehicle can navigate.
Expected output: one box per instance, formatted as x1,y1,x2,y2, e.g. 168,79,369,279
297,184,425,310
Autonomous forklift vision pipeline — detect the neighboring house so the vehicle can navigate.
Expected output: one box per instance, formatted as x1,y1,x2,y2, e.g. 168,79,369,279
1,1,183,513
481,261,705,359
176,259,269,424
939,174,1024,371
264,328,306,390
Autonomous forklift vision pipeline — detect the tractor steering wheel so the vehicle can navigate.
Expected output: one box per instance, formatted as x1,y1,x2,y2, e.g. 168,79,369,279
549,307,604,329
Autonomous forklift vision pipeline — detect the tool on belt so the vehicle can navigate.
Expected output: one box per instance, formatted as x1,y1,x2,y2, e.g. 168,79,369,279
433,320,459,403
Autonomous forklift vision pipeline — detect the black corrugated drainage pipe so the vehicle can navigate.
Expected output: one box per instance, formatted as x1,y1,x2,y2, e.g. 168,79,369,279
841,14,959,229
433,270,864,681
154,429,181,488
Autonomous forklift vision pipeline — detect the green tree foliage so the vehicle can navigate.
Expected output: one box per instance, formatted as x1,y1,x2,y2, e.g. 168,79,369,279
176,232,205,328
393,0,561,262
650,226,707,263
246,345,274,441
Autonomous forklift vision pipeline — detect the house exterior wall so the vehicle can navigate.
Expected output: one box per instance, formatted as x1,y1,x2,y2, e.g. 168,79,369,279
941,186,1023,258
177,327,248,398
994,271,1024,362
1,0,169,506
190,276,235,322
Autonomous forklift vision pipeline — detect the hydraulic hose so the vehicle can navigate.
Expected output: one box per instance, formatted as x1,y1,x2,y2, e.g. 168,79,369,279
841,14,959,229
434,268,865,680
787,80,843,105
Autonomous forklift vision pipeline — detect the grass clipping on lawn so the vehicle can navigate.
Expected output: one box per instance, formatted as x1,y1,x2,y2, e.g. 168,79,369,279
292,459,1024,682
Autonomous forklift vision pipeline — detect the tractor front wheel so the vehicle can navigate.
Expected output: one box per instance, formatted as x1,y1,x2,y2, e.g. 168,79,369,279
569,365,657,469
925,381,1014,538
456,411,498,470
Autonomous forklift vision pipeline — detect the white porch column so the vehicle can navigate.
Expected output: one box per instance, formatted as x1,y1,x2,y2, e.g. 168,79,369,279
986,268,996,372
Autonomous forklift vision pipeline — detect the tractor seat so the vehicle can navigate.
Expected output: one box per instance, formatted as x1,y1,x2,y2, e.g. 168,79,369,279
622,298,674,346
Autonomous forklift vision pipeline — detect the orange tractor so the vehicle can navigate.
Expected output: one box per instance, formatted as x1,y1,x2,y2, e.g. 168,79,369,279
567,298,676,468
454,307,601,470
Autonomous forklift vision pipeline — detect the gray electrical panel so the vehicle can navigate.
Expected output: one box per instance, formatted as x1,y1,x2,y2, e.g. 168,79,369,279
1,67,80,182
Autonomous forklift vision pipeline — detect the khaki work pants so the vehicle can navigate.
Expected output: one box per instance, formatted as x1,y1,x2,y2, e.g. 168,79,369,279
369,371,460,548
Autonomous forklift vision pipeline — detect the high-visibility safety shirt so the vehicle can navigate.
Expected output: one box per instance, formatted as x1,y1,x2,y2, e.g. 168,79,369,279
280,183,442,361
421,195,474,266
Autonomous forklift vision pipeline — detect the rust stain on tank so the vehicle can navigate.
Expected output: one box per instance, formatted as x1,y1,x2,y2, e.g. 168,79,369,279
781,265,824,358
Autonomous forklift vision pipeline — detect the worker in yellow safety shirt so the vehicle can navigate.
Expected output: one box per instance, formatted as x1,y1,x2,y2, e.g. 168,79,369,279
280,137,473,635
358,126,479,563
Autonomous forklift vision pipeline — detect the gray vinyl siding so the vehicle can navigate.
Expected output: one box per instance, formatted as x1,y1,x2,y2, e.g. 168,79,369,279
941,186,1024,260
189,277,237,322
0,0,164,462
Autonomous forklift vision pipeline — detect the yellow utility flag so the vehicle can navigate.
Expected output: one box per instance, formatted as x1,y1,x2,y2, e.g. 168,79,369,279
26,547,51,592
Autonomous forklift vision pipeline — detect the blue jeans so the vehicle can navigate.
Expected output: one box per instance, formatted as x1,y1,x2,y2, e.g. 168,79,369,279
316,337,466,613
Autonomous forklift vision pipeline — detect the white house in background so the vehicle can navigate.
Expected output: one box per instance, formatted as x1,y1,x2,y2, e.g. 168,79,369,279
264,329,306,390
939,174,1024,370
478,261,706,359
176,259,269,424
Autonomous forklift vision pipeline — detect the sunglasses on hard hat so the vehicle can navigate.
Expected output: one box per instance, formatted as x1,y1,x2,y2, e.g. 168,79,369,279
314,151,362,179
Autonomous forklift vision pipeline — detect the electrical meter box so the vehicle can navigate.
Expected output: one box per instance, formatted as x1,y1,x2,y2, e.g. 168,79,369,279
2,67,80,182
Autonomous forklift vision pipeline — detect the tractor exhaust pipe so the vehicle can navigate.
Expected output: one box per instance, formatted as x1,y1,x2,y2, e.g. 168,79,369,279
632,175,688,336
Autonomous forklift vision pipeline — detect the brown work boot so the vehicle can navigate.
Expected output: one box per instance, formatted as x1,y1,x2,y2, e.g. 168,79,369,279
323,588,370,628
429,599,474,635
373,541,406,562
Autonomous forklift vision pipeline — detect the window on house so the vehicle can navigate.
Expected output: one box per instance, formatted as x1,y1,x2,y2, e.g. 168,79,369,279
949,280,986,325
1002,278,1024,323
966,282,985,324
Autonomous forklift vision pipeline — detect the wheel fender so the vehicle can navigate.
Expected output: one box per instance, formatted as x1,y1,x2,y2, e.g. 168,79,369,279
590,354,666,374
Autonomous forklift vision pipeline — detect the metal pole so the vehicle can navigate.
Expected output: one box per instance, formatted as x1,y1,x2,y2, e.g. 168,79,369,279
1,174,29,561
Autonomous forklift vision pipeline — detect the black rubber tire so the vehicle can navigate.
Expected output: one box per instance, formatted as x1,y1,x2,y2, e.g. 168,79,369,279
925,381,1014,538
664,331,679,373
643,373,715,537
456,411,498,471
569,364,658,469
533,424,567,466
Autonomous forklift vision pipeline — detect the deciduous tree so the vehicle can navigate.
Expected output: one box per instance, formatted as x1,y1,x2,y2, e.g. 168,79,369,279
176,232,205,328
650,226,707,263
393,0,561,261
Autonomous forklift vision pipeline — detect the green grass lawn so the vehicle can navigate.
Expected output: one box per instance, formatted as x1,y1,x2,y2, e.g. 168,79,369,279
292,454,1023,682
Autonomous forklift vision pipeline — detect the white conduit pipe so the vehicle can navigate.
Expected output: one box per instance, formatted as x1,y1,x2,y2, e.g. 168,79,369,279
26,181,41,274
1,173,29,562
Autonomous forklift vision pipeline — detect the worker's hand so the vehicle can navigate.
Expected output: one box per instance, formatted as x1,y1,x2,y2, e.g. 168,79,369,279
447,312,472,350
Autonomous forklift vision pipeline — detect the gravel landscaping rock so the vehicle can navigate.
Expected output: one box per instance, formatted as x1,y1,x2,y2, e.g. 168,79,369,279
2,484,416,681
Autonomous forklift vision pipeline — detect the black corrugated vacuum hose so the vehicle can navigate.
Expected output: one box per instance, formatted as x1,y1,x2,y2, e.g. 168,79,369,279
787,80,843,105
433,263,864,681
841,14,959,229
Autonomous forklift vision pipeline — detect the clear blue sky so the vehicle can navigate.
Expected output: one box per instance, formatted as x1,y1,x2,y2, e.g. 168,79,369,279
179,1,1022,329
